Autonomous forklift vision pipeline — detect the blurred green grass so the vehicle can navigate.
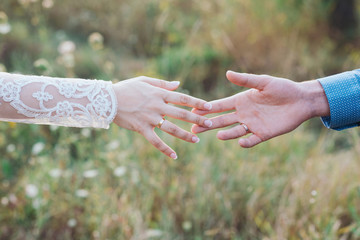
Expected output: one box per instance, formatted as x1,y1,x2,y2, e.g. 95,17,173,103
1,0,360,239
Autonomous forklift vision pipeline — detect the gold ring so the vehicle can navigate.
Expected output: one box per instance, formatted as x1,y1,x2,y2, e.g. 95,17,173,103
157,118,166,129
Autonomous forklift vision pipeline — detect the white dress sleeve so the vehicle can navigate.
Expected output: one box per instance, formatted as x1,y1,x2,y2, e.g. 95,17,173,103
0,72,117,129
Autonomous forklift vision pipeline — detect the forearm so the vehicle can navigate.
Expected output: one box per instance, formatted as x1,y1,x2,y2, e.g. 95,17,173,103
0,72,117,128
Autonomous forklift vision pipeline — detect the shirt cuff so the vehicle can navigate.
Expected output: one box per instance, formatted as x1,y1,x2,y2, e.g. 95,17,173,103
318,69,360,131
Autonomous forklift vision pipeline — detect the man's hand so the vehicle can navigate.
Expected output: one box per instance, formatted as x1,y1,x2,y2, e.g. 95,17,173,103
191,71,330,148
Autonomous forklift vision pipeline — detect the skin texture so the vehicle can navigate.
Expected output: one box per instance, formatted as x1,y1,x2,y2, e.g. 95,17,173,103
191,71,330,148
113,76,212,159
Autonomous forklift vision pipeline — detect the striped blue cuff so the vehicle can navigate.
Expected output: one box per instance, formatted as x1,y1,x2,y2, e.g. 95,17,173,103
318,69,360,131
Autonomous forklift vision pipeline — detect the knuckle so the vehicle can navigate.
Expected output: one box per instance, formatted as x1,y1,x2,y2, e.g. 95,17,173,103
177,110,188,119
168,126,178,135
153,139,162,149
195,116,202,125
180,95,189,104
219,117,227,127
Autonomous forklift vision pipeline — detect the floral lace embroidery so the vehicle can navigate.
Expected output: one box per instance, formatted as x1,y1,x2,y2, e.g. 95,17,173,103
0,76,117,129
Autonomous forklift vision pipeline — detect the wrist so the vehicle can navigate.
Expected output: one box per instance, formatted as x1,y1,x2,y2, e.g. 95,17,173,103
299,80,330,119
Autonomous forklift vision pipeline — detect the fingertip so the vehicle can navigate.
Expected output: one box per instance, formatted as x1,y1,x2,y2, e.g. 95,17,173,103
170,152,178,160
204,103,212,110
238,138,250,148
226,70,235,77
169,81,180,90
191,124,200,133
204,120,213,128
192,136,200,143
216,131,225,140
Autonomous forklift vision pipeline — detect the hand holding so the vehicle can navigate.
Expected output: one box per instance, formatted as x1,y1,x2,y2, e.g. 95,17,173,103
113,76,212,159
192,71,329,148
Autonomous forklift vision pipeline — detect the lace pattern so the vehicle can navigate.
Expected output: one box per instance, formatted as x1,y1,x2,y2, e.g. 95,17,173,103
0,75,117,129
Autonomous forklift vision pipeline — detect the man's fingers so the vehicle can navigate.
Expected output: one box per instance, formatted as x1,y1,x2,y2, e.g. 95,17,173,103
226,71,269,90
191,96,235,115
191,113,238,134
238,134,263,148
216,124,249,140
163,106,212,128
143,129,177,159
160,120,200,143
163,92,212,110
142,77,181,91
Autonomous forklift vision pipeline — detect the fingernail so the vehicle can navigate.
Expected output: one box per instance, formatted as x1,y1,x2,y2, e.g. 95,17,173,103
170,81,180,87
192,136,200,143
204,120,213,127
170,153,178,159
204,103,212,110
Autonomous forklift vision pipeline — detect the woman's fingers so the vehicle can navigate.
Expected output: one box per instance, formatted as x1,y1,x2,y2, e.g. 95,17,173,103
163,105,212,128
141,77,181,91
142,129,178,159
192,113,238,134
160,120,200,143
191,96,235,115
216,123,249,140
163,91,212,111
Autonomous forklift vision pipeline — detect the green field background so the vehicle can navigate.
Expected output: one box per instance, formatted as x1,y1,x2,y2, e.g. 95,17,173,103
1,1,360,239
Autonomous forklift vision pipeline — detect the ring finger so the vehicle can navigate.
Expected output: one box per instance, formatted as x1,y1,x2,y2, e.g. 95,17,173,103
217,124,250,141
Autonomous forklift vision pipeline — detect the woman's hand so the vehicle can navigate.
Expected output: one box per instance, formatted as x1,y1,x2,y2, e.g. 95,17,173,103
112,76,212,159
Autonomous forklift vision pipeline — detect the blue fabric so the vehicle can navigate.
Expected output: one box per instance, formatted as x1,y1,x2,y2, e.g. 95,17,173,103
318,69,360,130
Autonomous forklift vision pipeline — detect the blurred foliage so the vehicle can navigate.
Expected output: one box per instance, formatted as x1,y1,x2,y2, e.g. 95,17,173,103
1,0,360,239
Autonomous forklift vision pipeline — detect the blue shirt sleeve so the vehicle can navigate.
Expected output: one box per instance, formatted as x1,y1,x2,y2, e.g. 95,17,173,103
317,69,360,131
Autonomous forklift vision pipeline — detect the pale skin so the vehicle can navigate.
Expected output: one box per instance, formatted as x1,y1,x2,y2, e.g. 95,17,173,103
0,73,212,159
112,76,213,159
191,71,330,148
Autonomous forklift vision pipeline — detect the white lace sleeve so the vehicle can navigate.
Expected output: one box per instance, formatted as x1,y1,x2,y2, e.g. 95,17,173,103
0,73,117,129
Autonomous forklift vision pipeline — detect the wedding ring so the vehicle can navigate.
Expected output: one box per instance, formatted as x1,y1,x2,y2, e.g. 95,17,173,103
157,118,166,129
241,123,249,133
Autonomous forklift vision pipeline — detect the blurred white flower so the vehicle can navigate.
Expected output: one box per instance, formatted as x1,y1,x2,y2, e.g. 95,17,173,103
32,142,45,155
49,168,62,178
182,221,192,231
25,184,39,198
76,189,89,198
1,197,9,206
83,169,98,178
81,128,91,138
88,32,104,50
6,144,15,153
49,125,59,131
107,140,120,151
145,229,163,238
42,0,54,8
58,41,76,55
113,166,127,177
311,190,317,197
32,198,43,209
0,12,8,24
9,194,17,204
67,218,77,228
0,23,11,34
33,58,51,74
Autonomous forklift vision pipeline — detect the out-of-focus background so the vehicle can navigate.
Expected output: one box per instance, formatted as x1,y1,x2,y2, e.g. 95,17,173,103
1,0,360,239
